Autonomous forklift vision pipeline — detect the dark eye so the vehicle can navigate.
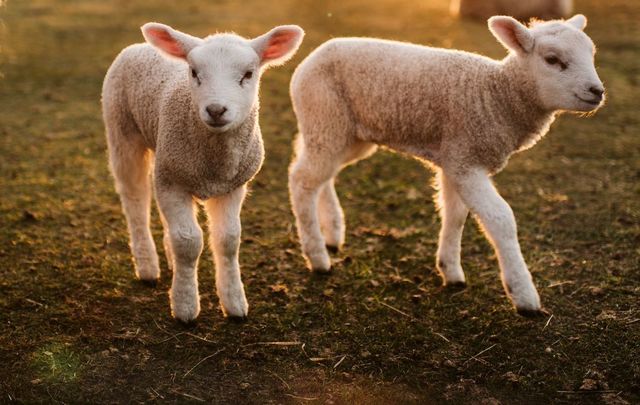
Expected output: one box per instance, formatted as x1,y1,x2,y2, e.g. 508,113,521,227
191,68,201,85
240,70,253,85
544,56,567,70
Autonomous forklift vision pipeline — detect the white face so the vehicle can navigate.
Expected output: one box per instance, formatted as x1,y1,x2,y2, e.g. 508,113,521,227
141,23,304,133
187,38,260,132
489,15,605,113
527,25,604,112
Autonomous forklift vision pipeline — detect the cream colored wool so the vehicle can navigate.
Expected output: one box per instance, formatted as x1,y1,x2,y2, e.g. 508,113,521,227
103,23,303,321
288,15,603,315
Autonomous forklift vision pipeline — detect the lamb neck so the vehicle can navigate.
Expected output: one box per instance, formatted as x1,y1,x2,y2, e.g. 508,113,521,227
492,55,556,155
155,99,264,200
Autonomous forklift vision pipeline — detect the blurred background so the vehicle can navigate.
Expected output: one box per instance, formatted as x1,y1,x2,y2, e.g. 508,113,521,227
0,0,638,402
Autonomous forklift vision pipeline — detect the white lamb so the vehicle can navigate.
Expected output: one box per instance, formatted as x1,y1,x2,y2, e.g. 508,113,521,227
102,23,304,322
288,15,604,315
451,0,573,21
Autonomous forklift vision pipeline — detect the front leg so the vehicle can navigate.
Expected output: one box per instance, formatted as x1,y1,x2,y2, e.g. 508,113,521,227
158,211,174,271
204,185,248,318
450,169,542,314
155,184,203,322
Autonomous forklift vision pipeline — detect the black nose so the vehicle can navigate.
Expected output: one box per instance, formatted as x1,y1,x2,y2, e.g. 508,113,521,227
206,104,228,124
589,86,604,99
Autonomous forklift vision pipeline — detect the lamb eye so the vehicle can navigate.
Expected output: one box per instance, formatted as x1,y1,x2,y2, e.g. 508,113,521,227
240,70,253,85
545,56,559,65
191,68,202,84
545,56,568,70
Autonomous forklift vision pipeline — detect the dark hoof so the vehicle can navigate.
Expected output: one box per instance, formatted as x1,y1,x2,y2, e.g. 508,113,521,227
516,307,550,318
226,315,248,323
140,279,158,287
445,281,467,290
311,266,332,275
326,244,340,254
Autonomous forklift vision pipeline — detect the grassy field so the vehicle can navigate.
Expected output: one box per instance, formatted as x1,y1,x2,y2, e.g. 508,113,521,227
1,0,638,402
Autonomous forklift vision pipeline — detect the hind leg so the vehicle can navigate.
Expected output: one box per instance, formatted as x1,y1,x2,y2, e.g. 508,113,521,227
290,136,376,271
289,140,344,272
290,70,373,271
317,142,378,251
317,180,344,251
108,131,160,282
434,170,468,286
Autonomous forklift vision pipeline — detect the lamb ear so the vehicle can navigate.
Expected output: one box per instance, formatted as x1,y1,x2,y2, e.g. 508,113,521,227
141,22,202,60
566,14,587,30
488,16,534,54
251,25,304,68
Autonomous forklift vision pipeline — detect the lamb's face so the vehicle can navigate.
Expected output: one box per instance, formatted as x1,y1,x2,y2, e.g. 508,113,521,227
489,15,604,113
528,21,604,113
187,37,261,132
141,23,304,133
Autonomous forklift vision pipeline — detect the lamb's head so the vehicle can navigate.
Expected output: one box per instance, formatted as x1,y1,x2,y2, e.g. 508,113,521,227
142,23,304,132
489,14,604,113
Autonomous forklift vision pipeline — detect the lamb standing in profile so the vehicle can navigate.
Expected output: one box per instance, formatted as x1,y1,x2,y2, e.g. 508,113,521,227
288,15,604,315
102,23,304,322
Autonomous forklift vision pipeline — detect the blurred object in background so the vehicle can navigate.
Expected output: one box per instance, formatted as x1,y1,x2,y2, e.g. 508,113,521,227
451,0,573,21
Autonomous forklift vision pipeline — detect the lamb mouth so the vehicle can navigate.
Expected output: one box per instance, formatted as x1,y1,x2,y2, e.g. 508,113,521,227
575,94,601,105
206,120,230,130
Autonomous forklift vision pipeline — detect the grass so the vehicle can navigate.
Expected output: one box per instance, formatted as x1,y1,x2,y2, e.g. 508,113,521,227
0,0,638,402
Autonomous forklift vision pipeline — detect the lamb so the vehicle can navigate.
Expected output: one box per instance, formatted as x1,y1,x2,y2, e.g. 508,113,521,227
451,0,573,21
288,15,604,315
102,23,304,322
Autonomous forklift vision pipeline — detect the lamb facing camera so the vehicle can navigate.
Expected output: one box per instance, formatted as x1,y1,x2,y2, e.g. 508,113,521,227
102,23,304,322
288,15,604,315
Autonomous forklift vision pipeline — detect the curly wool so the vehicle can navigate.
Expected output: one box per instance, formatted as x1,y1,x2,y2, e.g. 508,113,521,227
290,38,555,175
102,43,264,200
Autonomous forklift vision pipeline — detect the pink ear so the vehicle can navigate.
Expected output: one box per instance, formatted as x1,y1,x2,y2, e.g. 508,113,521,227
488,16,534,54
253,25,304,67
262,30,298,60
141,23,201,60
145,26,187,58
